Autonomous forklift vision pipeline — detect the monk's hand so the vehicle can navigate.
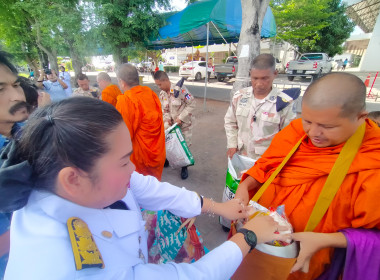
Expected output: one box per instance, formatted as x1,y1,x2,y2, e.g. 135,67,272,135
217,198,250,220
243,215,291,244
291,232,325,273
227,148,237,158
292,232,347,273
176,118,182,125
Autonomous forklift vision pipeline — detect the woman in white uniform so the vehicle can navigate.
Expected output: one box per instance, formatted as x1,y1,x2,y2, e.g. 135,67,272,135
0,97,287,279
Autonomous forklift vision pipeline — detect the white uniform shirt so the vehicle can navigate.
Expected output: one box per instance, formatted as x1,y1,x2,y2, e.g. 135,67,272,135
225,87,297,159
5,172,242,279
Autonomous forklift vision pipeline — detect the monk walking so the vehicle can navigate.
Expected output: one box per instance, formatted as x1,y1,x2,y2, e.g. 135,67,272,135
116,64,166,180
97,72,122,107
234,72,380,280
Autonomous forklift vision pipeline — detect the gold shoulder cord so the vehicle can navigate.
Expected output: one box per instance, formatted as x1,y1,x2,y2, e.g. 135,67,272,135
67,217,105,270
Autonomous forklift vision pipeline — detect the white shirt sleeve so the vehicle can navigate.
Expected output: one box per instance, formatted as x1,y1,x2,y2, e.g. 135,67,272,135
133,241,242,280
76,241,242,280
130,172,201,218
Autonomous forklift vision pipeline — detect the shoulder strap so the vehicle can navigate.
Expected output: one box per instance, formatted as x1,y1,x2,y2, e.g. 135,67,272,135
304,122,366,231
276,88,301,112
250,123,366,232
67,217,105,270
251,134,306,202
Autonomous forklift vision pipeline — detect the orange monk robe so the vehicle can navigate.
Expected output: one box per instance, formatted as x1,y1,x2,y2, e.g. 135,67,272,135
116,85,166,180
101,84,122,107
241,118,380,280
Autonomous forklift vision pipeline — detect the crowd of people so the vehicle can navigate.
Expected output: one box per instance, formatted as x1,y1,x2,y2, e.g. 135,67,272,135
0,50,379,279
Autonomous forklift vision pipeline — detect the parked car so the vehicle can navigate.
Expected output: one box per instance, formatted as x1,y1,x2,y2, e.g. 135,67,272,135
285,53,333,81
214,56,238,82
179,61,215,80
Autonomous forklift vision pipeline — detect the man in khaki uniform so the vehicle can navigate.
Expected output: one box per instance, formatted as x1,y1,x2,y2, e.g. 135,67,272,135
154,71,196,180
72,73,100,99
225,54,300,160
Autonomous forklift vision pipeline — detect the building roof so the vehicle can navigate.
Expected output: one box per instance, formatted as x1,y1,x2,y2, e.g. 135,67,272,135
345,0,380,33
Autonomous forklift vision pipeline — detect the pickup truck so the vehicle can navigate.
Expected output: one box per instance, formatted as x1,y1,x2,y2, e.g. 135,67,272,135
285,53,333,81
214,56,238,82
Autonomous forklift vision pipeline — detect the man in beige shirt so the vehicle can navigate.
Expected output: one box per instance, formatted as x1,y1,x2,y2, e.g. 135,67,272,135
225,54,300,160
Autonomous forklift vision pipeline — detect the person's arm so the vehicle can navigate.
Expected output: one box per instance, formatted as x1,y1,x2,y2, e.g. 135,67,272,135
55,72,68,89
36,70,45,89
177,87,196,124
132,215,289,280
116,96,138,142
159,91,172,129
291,232,347,273
224,94,239,158
131,172,248,221
234,175,262,206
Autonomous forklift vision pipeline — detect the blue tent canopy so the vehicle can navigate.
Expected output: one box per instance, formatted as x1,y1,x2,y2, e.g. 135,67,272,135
146,0,276,50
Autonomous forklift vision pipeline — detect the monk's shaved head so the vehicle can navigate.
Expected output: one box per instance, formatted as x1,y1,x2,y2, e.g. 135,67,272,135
97,72,111,82
303,73,366,118
117,64,139,87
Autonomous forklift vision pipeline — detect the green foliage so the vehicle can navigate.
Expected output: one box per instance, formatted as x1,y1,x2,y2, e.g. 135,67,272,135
0,1,40,68
65,60,73,71
271,0,354,57
271,0,331,53
306,0,354,56
163,66,180,72
93,0,170,64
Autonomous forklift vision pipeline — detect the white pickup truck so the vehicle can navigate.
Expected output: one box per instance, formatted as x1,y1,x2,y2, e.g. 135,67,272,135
285,53,333,81
214,56,238,82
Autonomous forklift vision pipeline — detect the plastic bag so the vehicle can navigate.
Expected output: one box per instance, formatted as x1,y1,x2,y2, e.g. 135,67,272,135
141,210,206,264
165,124,194,168
219,154,256,228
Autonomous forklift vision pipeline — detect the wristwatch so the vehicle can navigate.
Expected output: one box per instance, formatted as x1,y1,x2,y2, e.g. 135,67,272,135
237,228,257,253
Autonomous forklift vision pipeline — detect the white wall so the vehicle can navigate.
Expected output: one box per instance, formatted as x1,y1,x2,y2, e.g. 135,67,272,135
359,12,380,71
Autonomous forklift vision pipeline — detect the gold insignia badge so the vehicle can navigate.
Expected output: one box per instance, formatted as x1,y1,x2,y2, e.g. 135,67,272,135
67,217,105,270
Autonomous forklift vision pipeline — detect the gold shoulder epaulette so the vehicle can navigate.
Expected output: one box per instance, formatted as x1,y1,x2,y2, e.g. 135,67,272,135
67,217,105,270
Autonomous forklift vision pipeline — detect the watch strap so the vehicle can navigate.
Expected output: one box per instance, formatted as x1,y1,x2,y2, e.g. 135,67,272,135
237,228,257,253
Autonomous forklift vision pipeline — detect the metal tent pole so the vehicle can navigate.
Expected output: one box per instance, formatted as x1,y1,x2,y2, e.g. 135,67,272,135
203,22,209,111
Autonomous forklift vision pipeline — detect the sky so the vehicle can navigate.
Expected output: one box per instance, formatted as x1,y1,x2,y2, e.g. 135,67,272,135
170,0,187,11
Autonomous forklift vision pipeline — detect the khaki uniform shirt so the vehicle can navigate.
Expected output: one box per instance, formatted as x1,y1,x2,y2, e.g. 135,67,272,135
159,83,196,145
224,86,297,160
72,86,100,99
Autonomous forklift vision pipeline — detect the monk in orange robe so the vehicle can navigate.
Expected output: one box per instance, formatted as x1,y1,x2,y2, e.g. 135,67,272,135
234,72,380,280
97,72,122,107
116,64,165,180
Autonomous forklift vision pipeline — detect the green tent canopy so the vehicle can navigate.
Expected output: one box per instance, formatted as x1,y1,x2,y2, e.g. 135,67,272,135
146,0,276,49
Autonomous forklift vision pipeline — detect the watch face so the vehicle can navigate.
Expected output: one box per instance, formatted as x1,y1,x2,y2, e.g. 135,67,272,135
246,231,257,245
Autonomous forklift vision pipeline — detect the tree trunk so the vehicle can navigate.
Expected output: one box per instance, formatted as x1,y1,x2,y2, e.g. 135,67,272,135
114,42,129,66
38,49,49,70
67,39,82,77
20,43,39,73
35,23,58,73
231,0,270,99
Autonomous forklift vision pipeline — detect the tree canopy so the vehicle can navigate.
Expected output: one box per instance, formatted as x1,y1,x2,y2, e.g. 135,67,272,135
271,0,354,57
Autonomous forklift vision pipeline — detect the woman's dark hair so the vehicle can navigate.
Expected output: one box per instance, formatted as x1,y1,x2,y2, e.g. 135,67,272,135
0,97,124,211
